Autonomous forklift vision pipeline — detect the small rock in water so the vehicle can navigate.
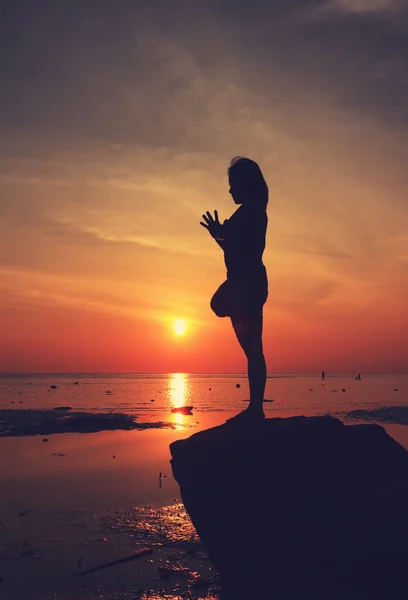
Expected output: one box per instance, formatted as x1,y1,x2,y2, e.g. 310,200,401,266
105,391,112,394
342,389,346,392
50,385,57,389
73,381,79,385
236,383,241,388
310,389,314,392
394,388,399,392
171,406,193,415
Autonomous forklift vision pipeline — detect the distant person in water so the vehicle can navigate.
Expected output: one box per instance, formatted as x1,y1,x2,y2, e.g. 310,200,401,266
200,157,268,423
322,371,325,381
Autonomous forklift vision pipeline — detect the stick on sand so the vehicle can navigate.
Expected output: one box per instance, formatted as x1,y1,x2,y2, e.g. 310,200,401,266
75,547,153,575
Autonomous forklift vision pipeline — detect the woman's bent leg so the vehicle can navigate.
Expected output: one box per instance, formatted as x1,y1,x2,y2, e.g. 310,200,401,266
210,280,231,318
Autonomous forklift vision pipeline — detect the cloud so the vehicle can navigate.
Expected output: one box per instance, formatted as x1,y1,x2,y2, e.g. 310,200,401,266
312,0,406,16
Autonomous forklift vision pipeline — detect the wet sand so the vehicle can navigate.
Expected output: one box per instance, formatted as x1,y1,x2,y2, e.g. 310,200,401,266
0,412,229,600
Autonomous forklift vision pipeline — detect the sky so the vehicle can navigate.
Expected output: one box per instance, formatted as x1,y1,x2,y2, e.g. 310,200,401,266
1,0,408,373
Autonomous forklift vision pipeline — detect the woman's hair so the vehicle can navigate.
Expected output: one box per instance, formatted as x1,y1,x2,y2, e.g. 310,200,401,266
228,156,268,207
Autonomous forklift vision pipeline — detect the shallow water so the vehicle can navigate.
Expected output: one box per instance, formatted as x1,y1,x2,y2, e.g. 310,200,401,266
1,372,407,420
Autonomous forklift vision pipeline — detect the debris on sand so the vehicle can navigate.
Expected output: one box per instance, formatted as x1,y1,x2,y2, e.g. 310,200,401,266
75,547,153,575
158,560,189,579
171,406,193,415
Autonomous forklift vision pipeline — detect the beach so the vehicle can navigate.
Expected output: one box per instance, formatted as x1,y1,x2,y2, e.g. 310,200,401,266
0,373,407,599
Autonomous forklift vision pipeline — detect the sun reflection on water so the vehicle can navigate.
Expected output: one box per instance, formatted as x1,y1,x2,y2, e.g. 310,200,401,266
168,373,191,428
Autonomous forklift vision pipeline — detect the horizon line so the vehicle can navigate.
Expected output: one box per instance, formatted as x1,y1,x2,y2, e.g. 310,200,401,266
0,371,407,376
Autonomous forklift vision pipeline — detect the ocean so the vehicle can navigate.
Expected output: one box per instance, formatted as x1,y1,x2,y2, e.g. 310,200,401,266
1,372,407,420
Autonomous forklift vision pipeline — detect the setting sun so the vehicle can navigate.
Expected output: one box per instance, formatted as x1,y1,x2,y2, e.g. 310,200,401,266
173,319,187,336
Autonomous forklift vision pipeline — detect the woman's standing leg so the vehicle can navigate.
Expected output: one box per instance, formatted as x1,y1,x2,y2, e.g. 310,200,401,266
231,314,266,416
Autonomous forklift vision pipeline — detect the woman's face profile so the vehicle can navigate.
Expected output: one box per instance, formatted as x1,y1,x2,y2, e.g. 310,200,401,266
228,172,246,205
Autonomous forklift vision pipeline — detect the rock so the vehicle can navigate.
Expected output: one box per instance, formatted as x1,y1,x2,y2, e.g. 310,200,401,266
171,406,193,415
170,416,408,599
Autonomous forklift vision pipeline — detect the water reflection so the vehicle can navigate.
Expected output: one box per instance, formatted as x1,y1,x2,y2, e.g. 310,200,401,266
168,373,191,428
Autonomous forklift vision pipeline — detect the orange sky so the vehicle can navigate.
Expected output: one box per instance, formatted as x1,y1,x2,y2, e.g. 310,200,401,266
1,2,408,373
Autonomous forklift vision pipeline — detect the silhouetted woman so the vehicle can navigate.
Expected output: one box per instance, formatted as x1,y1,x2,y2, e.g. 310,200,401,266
200,157,268,423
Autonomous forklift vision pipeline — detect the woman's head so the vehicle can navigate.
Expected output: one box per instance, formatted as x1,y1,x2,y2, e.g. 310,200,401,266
228,156,268,207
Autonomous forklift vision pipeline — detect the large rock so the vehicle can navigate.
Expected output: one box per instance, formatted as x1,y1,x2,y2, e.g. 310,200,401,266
170,416,408,599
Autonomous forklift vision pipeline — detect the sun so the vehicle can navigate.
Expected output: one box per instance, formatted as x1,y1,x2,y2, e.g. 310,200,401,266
173,319,186,336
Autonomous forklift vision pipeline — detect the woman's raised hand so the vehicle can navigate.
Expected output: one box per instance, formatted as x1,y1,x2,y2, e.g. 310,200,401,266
200,210,224,240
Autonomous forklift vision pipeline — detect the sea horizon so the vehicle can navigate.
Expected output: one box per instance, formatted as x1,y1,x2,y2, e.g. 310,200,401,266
1,371,407,377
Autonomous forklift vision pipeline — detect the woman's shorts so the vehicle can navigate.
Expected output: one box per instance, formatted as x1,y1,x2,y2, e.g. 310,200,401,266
210,272,268,320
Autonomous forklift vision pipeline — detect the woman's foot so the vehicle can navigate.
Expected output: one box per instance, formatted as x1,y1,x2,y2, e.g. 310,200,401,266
226,404,265,425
